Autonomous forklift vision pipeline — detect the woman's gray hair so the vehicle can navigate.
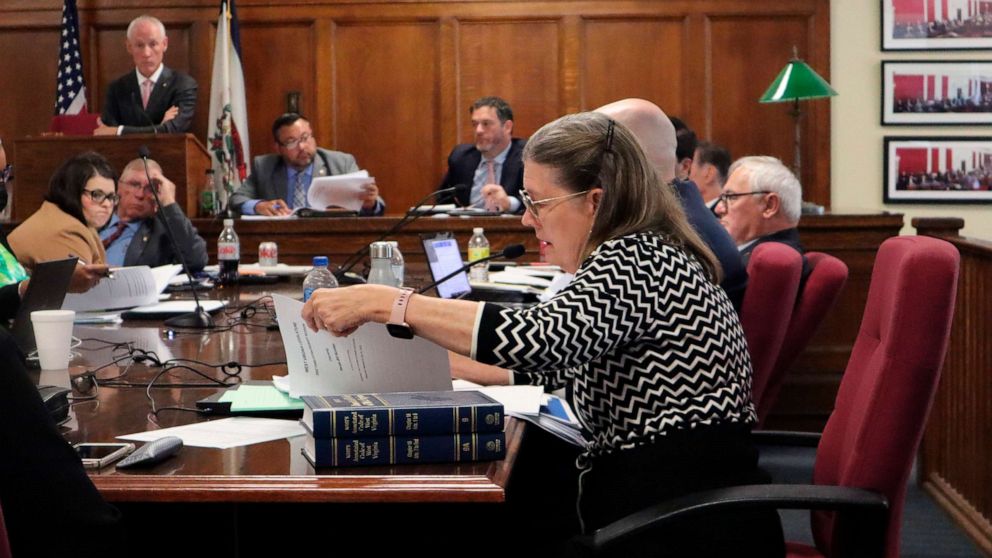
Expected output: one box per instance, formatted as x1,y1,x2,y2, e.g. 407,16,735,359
523,112,720,283
728,156,802,223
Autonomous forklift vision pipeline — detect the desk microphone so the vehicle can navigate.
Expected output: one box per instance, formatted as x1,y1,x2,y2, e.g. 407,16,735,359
137,146,213,329
334,184,469,284
132,91,158,135
418,244,525,294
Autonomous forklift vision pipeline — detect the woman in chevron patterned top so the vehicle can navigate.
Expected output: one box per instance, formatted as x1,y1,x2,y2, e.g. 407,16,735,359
303,112,784,556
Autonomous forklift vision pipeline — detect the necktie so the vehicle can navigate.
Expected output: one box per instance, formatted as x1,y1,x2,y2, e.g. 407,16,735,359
292,172,307,209
102,221,128,249
141,79,153,109
485,159,496,185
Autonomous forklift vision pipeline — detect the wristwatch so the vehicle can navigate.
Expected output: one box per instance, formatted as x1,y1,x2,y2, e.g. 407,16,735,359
386,287,415,339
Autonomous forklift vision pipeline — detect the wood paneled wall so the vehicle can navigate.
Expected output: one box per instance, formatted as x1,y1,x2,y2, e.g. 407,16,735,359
0,0,830,212
915,218,992,557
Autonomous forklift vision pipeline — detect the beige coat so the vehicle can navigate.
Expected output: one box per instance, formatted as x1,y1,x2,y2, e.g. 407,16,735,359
9,201,106,269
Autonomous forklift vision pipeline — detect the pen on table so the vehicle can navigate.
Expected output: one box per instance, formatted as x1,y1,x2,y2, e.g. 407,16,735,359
71,255,114,279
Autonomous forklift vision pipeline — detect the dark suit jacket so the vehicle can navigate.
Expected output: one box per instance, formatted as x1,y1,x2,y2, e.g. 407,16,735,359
437,138,526,211
740,227,812,289
674,180,748,312
120,204,208,272
0,330,121,557
229,148,384,216
101,66,197,134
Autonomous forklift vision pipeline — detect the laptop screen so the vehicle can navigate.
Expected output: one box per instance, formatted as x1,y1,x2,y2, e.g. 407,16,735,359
12,257,77,352
421,235,471,299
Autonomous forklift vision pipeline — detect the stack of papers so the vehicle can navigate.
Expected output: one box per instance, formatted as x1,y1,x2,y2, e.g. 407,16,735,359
510,393,588,448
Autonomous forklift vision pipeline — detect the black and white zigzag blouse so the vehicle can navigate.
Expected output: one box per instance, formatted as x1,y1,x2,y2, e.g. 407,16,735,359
472,231,756,456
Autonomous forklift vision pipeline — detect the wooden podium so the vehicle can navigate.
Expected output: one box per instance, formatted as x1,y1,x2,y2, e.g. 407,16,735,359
10,134,210,221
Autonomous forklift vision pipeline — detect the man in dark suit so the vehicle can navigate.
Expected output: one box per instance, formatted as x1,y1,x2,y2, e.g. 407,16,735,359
229,113,384,216
94,16,197,136
437,96,525,213
596,98,748,311
689,141,732,212
715,155,811,283
100,158,208,271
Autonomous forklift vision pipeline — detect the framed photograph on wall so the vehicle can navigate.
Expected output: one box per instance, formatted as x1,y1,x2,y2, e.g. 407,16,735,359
884,136,992,203
881,0,992,50
882,61,992,125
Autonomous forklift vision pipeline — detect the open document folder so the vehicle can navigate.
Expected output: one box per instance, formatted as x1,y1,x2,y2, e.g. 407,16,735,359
271,294,452,398
62,264,182,311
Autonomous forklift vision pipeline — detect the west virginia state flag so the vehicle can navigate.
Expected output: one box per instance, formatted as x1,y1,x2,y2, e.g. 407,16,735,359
207,0,250,213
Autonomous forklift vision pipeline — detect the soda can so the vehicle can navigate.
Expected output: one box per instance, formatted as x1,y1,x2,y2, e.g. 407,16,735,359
259,241,278,266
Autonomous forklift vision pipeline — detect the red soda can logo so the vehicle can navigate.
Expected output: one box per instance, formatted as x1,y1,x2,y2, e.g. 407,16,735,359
259,242,278,266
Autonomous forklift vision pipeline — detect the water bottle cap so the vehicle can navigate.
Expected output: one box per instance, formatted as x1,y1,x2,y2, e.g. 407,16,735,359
473,227,483,234
313,256,329,267
369,241,393,259
223,219,234,226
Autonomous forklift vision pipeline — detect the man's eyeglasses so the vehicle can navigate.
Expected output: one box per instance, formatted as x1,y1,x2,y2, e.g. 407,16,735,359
280,132,312,150
82,189,120,205
716,190,772,209
120,179,156,193
521,189,590,220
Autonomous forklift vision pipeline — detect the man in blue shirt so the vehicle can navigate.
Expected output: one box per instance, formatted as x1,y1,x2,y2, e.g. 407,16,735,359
100,158,208,271
229,113,385,216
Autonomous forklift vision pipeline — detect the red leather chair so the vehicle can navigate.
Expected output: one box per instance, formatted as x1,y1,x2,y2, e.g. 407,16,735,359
578,236,960,558
49,112,100,135
756,252,849,426
740,243,804,420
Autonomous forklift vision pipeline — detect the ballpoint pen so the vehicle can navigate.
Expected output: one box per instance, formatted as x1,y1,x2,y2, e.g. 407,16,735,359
71,255,115,279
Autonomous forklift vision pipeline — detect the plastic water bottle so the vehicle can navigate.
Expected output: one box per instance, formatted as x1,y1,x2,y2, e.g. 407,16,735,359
217,219,240,286
468,227,490,282
387,241,405,287
303,256,338,301
366,242,395,286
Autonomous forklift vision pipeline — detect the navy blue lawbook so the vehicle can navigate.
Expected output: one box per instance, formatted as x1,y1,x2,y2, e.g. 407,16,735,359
301,390,504,438
302,431,507,468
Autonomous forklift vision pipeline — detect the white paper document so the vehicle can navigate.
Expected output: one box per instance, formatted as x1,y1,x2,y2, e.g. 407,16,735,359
271,294,453,397
452,380,544,415
308,170,373,212
118,417,306,449
62,264,182,311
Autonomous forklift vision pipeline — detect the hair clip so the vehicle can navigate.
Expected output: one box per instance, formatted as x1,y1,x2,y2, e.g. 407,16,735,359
604,119,616,153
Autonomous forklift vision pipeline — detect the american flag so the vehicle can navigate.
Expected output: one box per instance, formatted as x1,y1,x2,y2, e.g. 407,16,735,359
54,0,87,115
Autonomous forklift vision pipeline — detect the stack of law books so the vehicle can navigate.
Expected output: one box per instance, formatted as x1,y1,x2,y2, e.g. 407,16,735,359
300,390,506,468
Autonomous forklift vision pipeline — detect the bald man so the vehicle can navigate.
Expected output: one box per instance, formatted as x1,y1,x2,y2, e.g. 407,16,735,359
595,98,747,311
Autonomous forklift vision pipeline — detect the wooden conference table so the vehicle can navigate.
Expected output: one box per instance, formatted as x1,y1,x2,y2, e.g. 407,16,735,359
49,282,525,555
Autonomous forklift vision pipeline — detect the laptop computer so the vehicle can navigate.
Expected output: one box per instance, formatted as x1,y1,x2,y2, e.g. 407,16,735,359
420,233,537,304
11,257,78,354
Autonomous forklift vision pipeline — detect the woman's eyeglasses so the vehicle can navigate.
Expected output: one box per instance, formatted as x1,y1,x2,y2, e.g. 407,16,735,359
82,189,120,205
521,189,590,220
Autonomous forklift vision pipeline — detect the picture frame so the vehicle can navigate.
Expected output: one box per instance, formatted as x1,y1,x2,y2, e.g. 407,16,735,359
881,0,992,51
881,61,992,125
884,136,992,204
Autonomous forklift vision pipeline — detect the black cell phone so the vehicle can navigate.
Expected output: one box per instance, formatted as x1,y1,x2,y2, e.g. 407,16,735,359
74,442,135,469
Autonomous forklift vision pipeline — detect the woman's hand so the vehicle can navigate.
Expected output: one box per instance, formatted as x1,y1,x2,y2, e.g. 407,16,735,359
301,284,396,336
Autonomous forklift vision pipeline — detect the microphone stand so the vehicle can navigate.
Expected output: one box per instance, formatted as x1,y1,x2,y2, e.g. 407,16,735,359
418,244,524,294
137,147,213,329
335,184,467,284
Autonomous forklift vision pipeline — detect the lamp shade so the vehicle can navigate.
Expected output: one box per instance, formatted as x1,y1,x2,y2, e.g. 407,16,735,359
759,59,837,103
